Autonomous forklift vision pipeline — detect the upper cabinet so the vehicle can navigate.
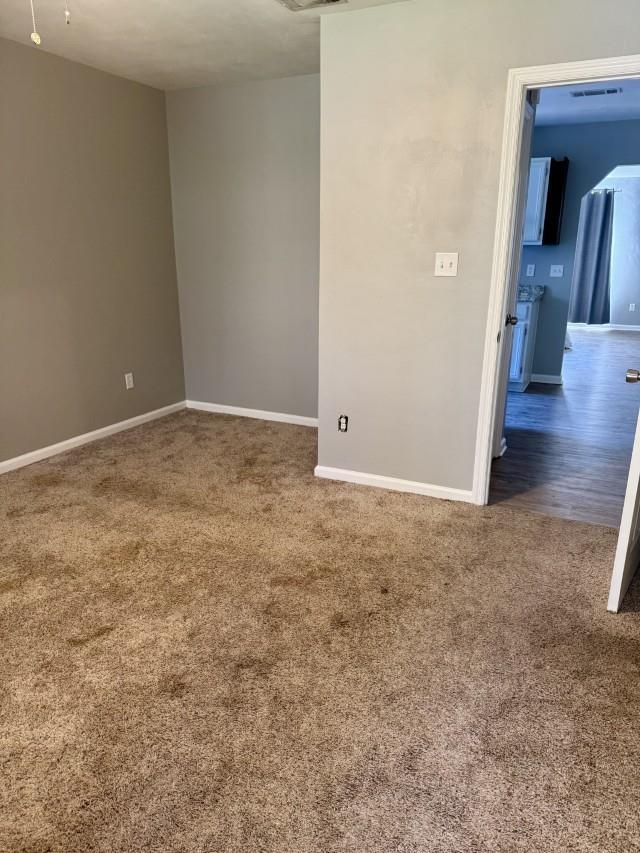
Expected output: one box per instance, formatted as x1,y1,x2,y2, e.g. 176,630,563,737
523,156,570,246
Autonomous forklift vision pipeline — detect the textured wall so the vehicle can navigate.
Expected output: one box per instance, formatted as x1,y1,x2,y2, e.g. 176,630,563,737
521,120,640,377
319,0,640,491
0,38,184,462
167,75,319,418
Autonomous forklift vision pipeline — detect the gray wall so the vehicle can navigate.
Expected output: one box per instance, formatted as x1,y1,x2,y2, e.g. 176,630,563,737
319,0,640,492
0,37,184,463
166,75,319,418
521,119,640,377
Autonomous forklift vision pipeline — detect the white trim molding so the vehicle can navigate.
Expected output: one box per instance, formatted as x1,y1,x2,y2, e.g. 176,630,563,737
0,401,186,475
531,373,563,385
496,437,508,458
186,400,318,428
473,52,640,507
568,322,640,332
314,465,474,503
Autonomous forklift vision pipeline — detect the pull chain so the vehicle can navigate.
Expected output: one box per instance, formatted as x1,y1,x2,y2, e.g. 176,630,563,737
28,1,70,44
29,0,41,45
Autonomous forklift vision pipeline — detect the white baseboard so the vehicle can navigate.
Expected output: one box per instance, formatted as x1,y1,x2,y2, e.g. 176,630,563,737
0,402,186,475
314,465,474,503
494,437,507,458
567,322,640,332
531,373,563,385
186,400,318,428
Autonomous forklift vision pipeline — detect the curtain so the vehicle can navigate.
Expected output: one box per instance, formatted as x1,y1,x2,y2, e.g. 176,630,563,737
568,188,615,325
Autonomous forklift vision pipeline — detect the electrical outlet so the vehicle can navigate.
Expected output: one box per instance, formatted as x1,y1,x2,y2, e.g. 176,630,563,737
630,303,636,312
550,264,564,278
124,372,134,390
434,252,459,277
526,264,535,278
338,414,348,432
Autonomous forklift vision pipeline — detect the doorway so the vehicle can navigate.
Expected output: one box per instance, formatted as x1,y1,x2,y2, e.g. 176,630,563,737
490,80,640,526
473,54,640,611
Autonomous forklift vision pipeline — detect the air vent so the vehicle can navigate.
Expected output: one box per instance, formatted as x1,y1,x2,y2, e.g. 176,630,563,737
570,87,623,98
277,0,346,10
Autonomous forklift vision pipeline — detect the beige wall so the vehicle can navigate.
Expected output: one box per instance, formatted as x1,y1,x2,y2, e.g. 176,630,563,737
0,38,184,463
319,0,640,492
166,75,319,418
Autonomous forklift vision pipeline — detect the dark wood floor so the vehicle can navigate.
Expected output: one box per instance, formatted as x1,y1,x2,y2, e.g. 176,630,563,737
490,326,640,527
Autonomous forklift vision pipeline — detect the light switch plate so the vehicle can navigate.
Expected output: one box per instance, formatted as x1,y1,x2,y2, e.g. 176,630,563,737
435,252,458,277
550,264,564,278
526,264,535,277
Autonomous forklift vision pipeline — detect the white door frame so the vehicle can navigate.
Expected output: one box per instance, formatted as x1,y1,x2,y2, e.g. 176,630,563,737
472,53,640,506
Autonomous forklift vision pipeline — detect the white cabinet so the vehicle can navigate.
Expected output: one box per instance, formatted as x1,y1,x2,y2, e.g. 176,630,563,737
508,299,541,393
522,156,569,246
523,157,550,245
509,322,527,383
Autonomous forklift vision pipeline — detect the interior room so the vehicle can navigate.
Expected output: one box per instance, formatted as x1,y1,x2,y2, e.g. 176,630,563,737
490,80,640,525
2,3,640,852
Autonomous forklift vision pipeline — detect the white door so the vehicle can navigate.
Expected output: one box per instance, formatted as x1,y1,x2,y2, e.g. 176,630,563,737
608,405,640,612
491,98,536,458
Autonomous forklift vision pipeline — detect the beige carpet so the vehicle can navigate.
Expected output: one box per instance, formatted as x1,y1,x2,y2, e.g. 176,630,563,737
1,410,640,852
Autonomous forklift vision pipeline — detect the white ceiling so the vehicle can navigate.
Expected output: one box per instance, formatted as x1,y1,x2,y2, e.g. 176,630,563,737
0,0,397,90
536,78,640,126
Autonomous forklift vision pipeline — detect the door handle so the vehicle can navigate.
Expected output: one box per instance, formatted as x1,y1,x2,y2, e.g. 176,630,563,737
505,314,518,326
626,369,640,383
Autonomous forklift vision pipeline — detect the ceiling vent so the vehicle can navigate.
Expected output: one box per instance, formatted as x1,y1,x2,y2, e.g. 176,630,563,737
276,0,346,10
570,87,623,98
